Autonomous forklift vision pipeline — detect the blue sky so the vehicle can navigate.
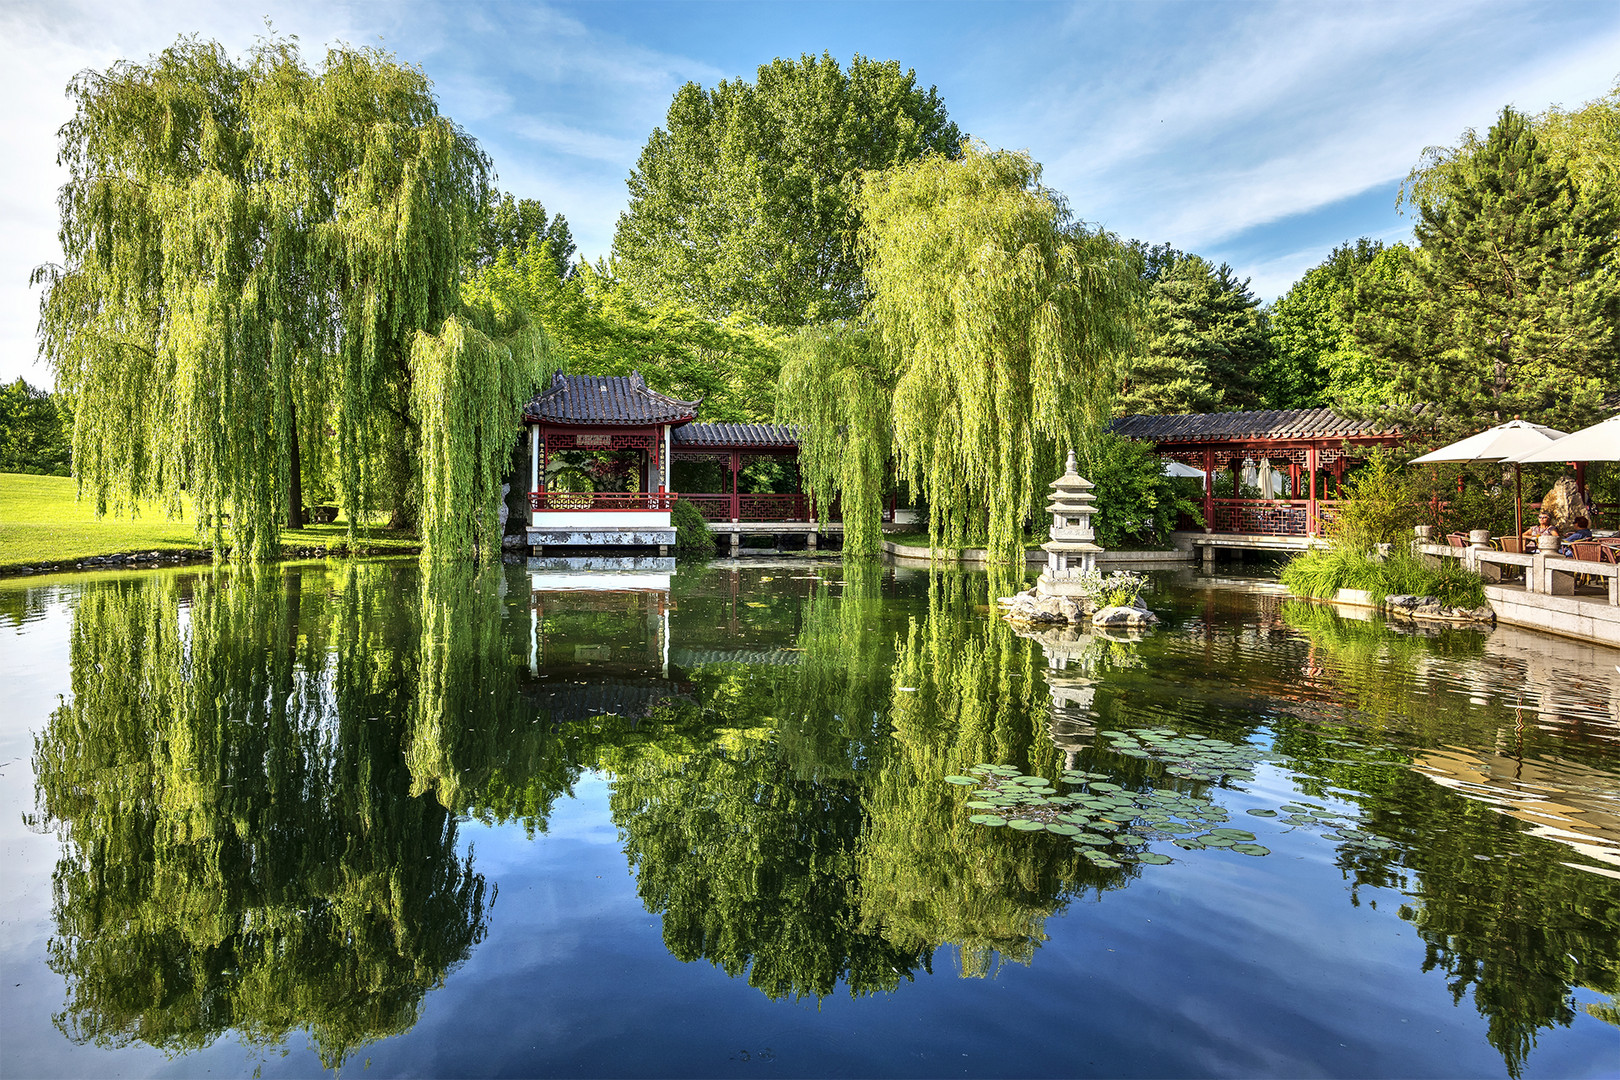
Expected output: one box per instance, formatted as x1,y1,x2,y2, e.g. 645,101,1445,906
2,0,1617,383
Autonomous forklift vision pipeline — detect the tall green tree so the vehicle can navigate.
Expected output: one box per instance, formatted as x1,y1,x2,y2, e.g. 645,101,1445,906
474,191,575,277
1118,252,1271,416
471,246,781,421
1262,238,1408,411
0,377,73,475
33,36,524,559
612,52,962,327
852,144,1141,566
1357,106,1619,440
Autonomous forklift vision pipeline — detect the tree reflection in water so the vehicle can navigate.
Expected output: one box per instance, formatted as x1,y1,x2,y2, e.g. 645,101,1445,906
28,564,529,1068
22,562,1620,1075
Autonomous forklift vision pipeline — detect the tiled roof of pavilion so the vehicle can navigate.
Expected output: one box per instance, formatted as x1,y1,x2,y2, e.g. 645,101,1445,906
672,422,798,449
1112,408,1408,443
524,371,700,425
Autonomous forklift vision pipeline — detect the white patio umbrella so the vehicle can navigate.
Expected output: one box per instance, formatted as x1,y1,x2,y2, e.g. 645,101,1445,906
1161,461,1207,479
1407,418,1570,536
1508,413,1620,463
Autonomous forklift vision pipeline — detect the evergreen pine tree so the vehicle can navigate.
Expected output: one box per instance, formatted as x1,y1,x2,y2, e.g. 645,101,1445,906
1119,254,1271,415
1357,106,1619,440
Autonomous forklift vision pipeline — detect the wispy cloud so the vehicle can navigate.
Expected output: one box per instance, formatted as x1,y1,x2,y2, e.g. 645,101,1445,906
978,1,1620,256
506,116,643,165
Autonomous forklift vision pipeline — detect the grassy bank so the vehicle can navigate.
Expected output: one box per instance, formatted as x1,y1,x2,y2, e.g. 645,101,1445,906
1,473,420,572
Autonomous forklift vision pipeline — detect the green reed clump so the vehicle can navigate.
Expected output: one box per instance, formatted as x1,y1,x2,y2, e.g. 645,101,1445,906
1281,546,1485,607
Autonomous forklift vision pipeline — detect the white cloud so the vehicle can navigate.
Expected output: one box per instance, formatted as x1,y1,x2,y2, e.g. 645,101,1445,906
987,2,1620,255
507,116,642,165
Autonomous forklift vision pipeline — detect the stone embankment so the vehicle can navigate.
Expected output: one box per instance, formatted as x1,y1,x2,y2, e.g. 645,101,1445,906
3,544,419,578
1381,593,1495,625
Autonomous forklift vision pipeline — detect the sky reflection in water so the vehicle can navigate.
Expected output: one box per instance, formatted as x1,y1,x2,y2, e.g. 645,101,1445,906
0,559,1616,1078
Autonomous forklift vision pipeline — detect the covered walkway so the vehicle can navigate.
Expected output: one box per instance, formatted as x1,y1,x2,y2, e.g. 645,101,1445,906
1115,408,1408,538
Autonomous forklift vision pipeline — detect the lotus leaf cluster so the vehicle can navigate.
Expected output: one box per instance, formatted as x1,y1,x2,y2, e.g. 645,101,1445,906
1101,727,1264,784
943,763,1271,867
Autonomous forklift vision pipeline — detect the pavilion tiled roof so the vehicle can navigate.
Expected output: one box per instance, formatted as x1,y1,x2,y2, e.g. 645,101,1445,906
672,422,798,449
1112,408,1407,443
524,371,700,425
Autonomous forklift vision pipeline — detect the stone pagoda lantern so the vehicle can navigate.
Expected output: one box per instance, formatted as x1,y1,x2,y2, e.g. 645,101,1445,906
1041,449,1103,581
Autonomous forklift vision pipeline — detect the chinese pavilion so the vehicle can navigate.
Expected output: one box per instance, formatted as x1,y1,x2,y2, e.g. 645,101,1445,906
521,371,842,553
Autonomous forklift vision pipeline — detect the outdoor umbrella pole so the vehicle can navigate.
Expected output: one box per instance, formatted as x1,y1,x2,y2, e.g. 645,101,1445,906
1514,464,1522,538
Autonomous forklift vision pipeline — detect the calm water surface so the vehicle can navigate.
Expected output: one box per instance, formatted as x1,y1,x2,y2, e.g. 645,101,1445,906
1,558,1617,1078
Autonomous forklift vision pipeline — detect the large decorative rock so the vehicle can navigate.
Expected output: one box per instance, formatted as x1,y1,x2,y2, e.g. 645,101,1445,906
1001,588,1089,625
1539,477,1585,530
1091,604,1160,629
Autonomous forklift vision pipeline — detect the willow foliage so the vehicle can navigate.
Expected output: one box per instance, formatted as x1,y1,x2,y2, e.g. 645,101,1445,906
777,325,892,557
855,144,1142,566
410,296,548,560
35,36,493,559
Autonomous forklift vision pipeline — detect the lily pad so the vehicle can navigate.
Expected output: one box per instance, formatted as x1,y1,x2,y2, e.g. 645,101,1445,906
1246,808,1278,817
1009,819,1046,831
1136,852,1173,865
1232,843,1270,856
969,815,1007,827
944,776,977,785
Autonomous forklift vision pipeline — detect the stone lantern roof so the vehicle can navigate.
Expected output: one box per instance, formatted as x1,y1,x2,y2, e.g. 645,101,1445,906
1047,449,1097,517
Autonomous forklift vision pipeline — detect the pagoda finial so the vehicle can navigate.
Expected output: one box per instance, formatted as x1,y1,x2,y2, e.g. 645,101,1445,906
1065,448,1077,474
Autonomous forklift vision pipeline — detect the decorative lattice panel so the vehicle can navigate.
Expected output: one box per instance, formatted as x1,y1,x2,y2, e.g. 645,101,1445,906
1212,500,1310,536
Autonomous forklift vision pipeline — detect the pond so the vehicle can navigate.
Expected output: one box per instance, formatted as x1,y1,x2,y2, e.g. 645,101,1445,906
1,558,1617,1078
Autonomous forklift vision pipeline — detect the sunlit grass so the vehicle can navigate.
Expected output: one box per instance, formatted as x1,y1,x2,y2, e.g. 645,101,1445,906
1,473,419,569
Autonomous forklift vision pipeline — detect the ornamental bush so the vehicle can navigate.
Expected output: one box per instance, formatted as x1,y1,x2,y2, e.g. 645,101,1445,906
672,497,716,557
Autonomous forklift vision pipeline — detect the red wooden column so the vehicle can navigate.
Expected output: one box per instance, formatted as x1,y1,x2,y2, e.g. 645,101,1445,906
729,450,741,522
1306,444,1320,535
1201,448,1215,531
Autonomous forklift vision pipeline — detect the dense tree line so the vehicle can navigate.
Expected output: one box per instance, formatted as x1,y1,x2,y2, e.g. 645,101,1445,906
1266,87,1618,439
33,31,1612,564
612,52,962,327
0,378,73,475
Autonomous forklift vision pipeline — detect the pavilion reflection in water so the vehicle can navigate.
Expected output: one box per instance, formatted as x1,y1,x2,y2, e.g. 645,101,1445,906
525,555,680,726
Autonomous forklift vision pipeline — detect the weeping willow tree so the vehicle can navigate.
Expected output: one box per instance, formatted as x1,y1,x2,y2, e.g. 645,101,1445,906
854,143,1142,566
409,294,549,560
776,325,893,557
34,35,501,560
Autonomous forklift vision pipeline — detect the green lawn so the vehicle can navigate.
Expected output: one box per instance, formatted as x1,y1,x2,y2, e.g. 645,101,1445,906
1,473,419,570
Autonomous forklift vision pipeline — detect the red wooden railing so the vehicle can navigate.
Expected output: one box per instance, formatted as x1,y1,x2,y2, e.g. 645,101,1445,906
534,490,903,525
1209,498,1342,536
685,492,811,522
529,491,676,512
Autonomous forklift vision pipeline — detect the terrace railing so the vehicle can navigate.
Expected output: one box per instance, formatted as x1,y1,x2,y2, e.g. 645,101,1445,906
530,491,676,512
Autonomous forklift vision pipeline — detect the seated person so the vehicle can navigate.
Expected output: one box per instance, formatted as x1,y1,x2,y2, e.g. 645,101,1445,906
1523,511,1558,543
1561,516,1593,556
